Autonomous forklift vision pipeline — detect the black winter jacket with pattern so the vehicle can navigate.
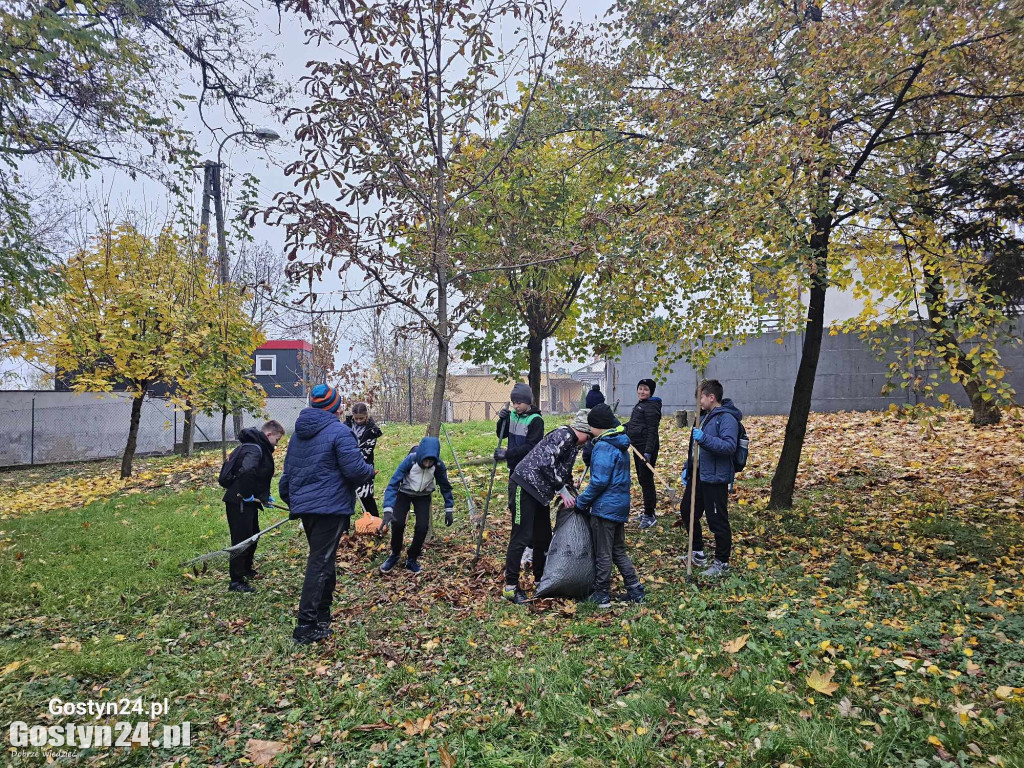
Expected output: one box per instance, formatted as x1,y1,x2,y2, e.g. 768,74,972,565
510,425,583,505
344,416,383,465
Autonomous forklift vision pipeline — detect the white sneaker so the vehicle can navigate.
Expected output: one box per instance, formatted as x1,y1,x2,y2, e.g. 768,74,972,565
521,547,534,567
704,560,731,578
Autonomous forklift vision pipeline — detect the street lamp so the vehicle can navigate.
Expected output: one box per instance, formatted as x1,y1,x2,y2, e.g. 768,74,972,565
196,126,281,453
199,126,281,285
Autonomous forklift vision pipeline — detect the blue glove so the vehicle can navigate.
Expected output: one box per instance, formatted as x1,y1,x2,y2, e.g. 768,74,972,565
692,428,705,444
242,495,257,503
643,453,652,463
681,468,689,486
268,495,275,504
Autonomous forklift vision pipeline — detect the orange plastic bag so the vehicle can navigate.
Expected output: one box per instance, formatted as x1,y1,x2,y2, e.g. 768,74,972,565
354,512,381,535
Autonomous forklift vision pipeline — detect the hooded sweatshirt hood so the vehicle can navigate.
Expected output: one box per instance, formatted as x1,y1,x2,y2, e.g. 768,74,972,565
415,436,441,467
707,398,742,423
238,427,273,452
295,407,342,440
600,424,631,450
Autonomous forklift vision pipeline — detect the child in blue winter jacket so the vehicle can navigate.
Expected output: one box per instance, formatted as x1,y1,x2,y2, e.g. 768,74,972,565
574,404,644,608
679,379,742,578
379,436,456,574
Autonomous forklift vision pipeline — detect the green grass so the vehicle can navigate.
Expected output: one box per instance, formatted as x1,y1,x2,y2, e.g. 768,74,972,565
1,414,1022,767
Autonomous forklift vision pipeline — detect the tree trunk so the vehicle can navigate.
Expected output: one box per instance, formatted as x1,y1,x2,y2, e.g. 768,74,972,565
121,393,145,479
233,410,244,441
183,403,196,457
221,408,229,462
427,254,449,436
922,263,1001,426
527,336,543,409
769,228,830,510
962,378,1001,426
429,339,449,436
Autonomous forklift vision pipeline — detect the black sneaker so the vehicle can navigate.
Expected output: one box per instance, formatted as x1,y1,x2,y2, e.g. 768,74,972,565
624,584,646,603
228,581,255,593
405,558,422,574
316,621,333,640
380,553,400,573
587,591,612,608
502,585,529,604
292,624,331,645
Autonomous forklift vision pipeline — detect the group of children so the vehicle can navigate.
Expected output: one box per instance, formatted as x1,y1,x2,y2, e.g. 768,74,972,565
219,378,744,643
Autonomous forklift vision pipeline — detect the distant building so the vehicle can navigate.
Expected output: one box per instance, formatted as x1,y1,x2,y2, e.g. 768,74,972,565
252,340,312,398
56,339,314,399
571,360,606,390
447,364,584,422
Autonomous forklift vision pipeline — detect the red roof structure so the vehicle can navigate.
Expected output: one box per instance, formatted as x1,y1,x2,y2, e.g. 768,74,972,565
257,340,313,352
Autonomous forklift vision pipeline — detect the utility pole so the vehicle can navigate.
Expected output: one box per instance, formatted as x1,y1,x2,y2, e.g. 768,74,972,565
211,161,244,440
183,164,217,457
544,337,552,414
407,366,414,425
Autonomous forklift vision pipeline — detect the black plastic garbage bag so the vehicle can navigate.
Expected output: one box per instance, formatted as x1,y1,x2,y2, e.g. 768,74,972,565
535,507,594,599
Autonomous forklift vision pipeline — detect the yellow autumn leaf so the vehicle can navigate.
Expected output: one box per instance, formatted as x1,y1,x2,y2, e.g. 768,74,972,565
927,735,943,748
1,660,24,676
722,634,750,654
995,686,1015,700
806,667,839,696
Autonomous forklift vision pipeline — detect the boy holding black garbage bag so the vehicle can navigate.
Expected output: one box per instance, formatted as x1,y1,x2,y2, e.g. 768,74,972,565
574,404,644,607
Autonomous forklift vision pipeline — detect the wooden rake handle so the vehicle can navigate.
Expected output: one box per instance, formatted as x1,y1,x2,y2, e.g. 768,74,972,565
627,444,678,498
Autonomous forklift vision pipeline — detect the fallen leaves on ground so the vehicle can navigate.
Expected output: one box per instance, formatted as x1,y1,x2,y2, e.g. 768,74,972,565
721,634,749,653
0,451,221,518
245,738,288,766
806,667,840,696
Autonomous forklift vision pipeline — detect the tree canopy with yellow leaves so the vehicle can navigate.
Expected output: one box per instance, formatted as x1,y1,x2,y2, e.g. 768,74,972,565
16,223,264,477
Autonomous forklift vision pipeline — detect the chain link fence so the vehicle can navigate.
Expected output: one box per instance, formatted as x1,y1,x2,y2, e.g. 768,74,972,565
0,379,595,469
0,392,310,469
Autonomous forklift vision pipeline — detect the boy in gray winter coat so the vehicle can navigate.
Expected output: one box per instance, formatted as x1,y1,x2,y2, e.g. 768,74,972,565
679,379,742,578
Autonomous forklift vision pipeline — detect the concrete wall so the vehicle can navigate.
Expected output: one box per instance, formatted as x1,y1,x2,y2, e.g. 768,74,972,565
608,327,1024,416
0,392,309,468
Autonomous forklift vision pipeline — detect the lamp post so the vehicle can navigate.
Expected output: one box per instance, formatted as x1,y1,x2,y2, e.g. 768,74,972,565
199,127,281,282
194,127,281,453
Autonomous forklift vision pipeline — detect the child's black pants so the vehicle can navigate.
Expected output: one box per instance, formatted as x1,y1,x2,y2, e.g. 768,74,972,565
633,450,659,517
679,480,731,563
297,514,347,628
504,482,551,586
390,492,431,560
588,515,639,594
225,501,260,583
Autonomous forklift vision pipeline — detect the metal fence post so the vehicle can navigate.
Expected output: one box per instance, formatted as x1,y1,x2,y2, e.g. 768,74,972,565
408,366,413,425
30,397,35,465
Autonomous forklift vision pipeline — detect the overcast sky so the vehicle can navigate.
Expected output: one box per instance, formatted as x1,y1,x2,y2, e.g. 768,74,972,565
5,1,615,385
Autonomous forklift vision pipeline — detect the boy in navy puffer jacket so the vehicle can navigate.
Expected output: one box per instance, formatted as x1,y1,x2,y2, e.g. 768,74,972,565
280,384,375,645
679,379,742,578
378,436,456,574
575,404,643,607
